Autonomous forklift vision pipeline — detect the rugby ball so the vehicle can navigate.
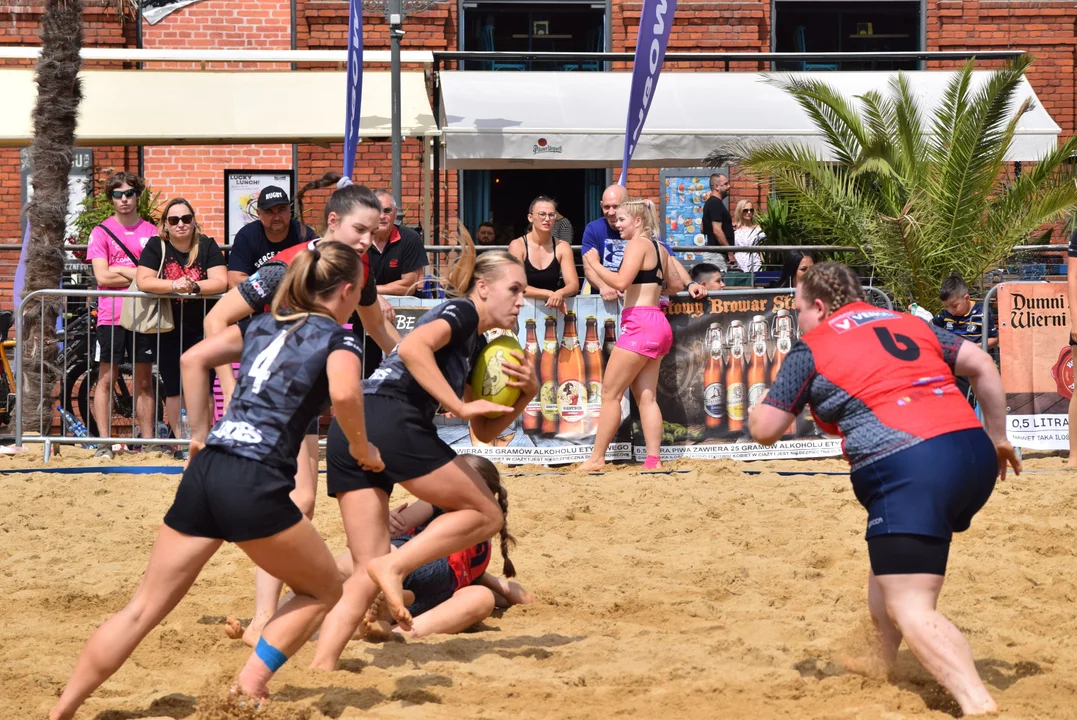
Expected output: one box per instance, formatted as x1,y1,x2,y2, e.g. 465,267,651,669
471,335,523,417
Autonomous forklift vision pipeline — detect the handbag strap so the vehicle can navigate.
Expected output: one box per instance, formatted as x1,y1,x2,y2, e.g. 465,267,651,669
99,224,140,267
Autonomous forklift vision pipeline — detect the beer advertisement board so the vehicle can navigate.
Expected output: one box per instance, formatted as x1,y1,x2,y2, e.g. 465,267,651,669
996,282,1071,449
654,291,841,461
384,294,841,464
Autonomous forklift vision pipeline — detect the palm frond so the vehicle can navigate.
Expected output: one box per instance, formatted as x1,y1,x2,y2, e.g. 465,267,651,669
764,74,870,166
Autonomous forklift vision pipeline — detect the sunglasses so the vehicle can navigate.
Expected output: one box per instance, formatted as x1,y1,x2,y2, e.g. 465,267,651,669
111,189,137,199
166,214,194,226
380,207,394,215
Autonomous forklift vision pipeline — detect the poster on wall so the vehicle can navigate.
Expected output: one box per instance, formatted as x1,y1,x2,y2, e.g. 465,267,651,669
224,169,294,246
652,290,842,461
996,282,1071,449
659,167,727,263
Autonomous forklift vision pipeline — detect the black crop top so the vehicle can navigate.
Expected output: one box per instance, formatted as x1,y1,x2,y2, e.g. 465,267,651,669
632,237,664,286
522,234,564,292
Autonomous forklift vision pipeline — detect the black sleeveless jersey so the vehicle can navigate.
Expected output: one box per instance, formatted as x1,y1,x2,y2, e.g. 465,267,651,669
363,298,486,422
206,313,363,476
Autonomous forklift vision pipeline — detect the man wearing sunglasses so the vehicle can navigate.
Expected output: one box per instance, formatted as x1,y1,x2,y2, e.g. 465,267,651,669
227,185,318,289
85,171,160,455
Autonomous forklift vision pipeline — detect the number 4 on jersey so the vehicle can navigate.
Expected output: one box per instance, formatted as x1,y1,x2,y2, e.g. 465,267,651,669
248,329,289,394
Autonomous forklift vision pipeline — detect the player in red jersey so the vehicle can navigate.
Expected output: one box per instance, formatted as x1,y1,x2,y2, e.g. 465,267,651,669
203,178,402,647
749,262,1020,716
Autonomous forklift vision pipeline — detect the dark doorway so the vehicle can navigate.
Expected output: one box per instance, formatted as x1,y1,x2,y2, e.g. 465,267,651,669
488,169,586,243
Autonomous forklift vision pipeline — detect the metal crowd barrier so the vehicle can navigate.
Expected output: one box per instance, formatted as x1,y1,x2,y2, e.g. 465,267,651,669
10,284,893,460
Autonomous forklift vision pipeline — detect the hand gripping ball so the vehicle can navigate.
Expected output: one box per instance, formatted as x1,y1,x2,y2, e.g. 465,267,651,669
470,335,523,417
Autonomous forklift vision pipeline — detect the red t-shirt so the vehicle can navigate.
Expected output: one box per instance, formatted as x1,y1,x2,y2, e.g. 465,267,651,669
763,302,980,469
447,540,491,590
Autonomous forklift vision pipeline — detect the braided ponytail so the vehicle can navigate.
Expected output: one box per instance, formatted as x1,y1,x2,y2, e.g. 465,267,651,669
798,261,865,314
460,454,518,578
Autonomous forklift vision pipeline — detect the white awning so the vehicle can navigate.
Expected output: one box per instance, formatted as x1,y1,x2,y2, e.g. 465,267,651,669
439,70,1061,168
0,69,438,146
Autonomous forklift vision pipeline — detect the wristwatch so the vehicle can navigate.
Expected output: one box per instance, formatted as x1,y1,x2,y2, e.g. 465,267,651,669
191,282,201,295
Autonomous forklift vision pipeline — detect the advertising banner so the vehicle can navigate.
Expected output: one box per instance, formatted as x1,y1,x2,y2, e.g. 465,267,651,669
619,0,677,184
653,291,841,461
385,293,840,464
997,282,1071,449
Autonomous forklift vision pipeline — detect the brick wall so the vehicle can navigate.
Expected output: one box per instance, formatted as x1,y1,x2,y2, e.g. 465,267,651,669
2,0,1077,307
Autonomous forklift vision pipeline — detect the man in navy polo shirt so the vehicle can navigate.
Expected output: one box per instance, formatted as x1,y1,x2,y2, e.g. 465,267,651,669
227,185,318,288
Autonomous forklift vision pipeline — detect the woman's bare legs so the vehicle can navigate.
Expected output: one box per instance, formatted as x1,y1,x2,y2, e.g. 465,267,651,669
50,527,222,720
366,458,502,631
630,357,663,466
875,572,997,716
232,516,342,697
244,434,320,647
310,487,391,670
580,347,647,472
402,586,497,638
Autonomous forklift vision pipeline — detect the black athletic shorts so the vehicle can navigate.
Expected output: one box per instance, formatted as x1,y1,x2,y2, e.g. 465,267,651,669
867,533,951,576
94,324,158,365
326,394,456,498
163,447,302,542
392,536,458,616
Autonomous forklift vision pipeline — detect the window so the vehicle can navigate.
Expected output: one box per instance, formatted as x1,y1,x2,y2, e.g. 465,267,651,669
773,1,921,71
462,2,605,71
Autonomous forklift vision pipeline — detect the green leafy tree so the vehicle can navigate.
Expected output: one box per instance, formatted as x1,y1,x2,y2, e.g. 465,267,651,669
716,57,1077,310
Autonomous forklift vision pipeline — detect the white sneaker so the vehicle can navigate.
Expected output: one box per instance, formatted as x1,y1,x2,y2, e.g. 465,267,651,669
94,446,114,460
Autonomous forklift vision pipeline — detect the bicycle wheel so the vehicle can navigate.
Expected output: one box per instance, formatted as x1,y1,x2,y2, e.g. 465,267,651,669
69,365,167,439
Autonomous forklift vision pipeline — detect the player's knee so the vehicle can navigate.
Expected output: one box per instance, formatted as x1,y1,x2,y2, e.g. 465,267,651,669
292,489,316,519
318,573,344,609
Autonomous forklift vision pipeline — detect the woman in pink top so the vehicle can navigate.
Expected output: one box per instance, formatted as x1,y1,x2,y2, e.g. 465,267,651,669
85,172,159,456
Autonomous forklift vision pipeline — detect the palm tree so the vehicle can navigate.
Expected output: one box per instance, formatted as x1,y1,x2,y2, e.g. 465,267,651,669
714,57,1077,310
20,0,83,435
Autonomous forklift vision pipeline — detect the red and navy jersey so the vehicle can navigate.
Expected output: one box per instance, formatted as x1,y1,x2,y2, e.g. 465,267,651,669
237,240,375,314
447,540,491,590
763,302,980,470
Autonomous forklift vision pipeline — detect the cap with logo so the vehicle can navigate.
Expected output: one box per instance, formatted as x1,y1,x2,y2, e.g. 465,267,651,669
257,186,290,210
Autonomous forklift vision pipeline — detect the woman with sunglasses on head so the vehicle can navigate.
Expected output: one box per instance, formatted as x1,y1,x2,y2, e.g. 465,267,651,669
136,198,227,452
508,196,579,314
310,242,537,670
203,175,401,647
732,200,765,273
50,243,383,720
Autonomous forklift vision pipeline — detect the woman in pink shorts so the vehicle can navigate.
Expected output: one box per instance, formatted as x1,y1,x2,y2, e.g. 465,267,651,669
581,198,683,471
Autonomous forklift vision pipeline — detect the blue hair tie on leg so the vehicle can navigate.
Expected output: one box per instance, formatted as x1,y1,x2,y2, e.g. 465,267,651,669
255,636,289,672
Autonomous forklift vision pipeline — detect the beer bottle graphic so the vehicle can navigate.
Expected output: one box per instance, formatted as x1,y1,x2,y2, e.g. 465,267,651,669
602,318,617,367
540,316,559,436
725,320,747,432
583,316,604,436
523,319,542,434
557,312,587,437
703,322,725,432
747,315,770,411
770,310,796,438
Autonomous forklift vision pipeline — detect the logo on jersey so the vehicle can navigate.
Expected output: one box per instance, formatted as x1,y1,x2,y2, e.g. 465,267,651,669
390,259,400,268
210,420,264,444
829,308,898,334
248,272,266,298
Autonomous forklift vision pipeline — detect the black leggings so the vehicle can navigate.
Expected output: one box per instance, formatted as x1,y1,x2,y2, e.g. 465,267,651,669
868,534,951,576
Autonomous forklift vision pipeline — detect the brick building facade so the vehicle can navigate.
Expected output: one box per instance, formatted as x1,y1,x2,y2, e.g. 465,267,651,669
0,0,1074,307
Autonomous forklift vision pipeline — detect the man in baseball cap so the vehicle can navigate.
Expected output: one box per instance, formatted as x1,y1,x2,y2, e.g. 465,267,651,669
227,184,318,288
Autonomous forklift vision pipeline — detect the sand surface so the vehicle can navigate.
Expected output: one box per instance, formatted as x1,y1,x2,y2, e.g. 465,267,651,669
2,448,1075,719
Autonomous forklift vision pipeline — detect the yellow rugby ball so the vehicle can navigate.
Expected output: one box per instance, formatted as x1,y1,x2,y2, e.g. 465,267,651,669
471,335,523,417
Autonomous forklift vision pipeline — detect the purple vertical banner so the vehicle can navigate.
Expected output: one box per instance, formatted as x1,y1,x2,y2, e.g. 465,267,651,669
12,222,30,310
342,0,364,180
618,0,677,186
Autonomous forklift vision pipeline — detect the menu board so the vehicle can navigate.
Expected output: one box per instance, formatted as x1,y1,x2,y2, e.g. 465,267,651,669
659,168,727,262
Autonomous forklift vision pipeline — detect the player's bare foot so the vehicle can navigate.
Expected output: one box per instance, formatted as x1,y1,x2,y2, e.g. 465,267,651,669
579,458,605,472
366,555,413,631
242,610,272,648
362,590,416,641
224,617,244,640
48,705,74,720
235,653,274,702
1065,456,1077,469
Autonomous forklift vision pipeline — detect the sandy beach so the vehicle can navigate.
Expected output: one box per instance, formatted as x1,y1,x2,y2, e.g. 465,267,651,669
2,447,1074,719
